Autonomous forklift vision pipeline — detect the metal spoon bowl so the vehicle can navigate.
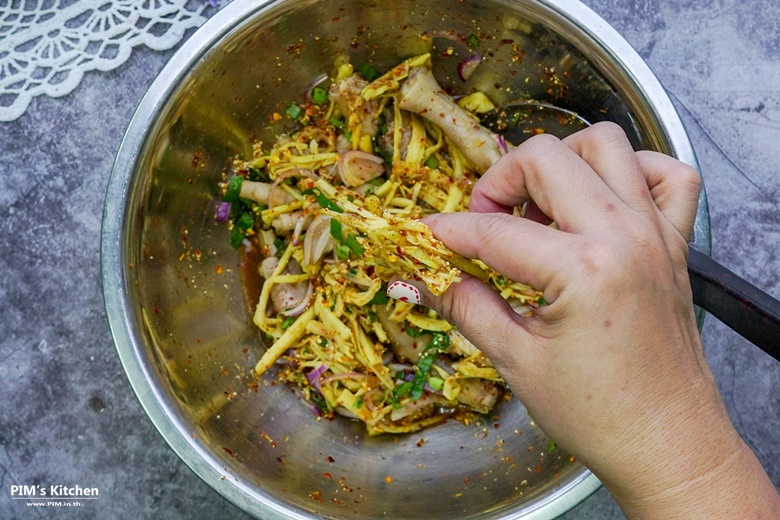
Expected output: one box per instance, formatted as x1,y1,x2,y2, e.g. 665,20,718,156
480,101,590,144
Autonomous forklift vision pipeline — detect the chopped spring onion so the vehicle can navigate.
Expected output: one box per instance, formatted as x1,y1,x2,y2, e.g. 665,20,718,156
428,376,444,391
424,155,439,169
344,235,365,256
281,316,296,330
335,243,351,260
236,212,254,230
229,227,244,249
391,381,413,406
405,326,425,338
467,34,480,48
329,116,352,141
377,113,388,135
302,188,343,213
229,211,254,248
310,86,328,105
330,219,365,258
223,175,243,202
368,290,389,305
286,103,304,120
409,332,450,399
358,63,382,81
329,218,344,241
247,166,270,182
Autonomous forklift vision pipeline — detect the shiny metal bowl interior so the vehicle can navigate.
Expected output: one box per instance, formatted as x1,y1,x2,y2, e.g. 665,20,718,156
102,0,710,518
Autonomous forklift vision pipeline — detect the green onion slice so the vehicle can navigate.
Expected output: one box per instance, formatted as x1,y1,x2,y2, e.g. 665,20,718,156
223,175,243,202
311,86,328,105
302,188,343,213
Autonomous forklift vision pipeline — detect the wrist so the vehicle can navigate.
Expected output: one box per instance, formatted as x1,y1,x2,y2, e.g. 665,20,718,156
594,375,780,518
613,438,780,519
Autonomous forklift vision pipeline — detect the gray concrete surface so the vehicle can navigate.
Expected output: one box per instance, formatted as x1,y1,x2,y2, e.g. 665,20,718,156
1,0,778,518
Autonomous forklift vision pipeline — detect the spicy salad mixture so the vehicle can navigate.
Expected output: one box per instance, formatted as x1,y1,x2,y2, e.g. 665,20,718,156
219,53,545,435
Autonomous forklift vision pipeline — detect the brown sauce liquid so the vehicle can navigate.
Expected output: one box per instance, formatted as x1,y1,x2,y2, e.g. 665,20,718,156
237,242,265,317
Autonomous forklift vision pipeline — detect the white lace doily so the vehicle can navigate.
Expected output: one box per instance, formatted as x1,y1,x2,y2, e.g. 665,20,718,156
0,0,218,122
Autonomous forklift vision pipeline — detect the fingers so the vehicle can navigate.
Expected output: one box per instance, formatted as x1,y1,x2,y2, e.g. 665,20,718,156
563,122,654,215
386,274,539,373
636,151,702,241
422,212,568,302
468,132,622,233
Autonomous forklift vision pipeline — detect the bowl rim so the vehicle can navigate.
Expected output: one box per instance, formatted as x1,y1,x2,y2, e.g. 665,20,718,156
101,0,708,518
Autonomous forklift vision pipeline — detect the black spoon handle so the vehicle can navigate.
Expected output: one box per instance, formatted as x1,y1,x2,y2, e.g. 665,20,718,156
688,246,780,360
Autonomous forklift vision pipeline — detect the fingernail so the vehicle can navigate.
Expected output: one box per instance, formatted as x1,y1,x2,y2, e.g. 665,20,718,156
387,280,422,305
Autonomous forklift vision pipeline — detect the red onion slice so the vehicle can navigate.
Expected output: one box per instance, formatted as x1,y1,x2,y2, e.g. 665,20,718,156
303,214,335,266
320,372,369,385
337,150,385,187
495,134,509,155
457,54,482,82
292,213,313,246
215,201,231,221
306,364,328,394
280,281,314,317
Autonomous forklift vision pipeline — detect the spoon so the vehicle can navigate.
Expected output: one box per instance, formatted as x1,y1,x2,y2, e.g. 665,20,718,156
480,102,780,362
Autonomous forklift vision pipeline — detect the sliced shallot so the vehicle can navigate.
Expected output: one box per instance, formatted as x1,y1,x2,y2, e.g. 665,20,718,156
280,281,314,317
302,214,335,266
457,54,482,82
337,150,385,187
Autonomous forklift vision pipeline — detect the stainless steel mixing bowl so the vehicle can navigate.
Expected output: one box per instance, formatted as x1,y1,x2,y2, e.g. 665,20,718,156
102,0,710,518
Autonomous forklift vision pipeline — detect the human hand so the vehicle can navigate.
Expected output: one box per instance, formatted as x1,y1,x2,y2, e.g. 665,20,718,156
388,123,779,517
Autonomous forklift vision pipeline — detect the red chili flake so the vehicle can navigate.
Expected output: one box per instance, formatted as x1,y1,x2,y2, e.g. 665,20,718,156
222,447,235,458
323,472,333,479
534,465,542,474
152,305,162,315
326,456,335,463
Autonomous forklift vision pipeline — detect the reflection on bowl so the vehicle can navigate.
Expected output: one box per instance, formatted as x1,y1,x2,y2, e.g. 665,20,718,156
102,0,710,518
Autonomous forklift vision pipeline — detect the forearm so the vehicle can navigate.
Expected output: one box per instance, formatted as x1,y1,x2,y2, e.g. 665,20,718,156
595,373,780,519
613,439,779,519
